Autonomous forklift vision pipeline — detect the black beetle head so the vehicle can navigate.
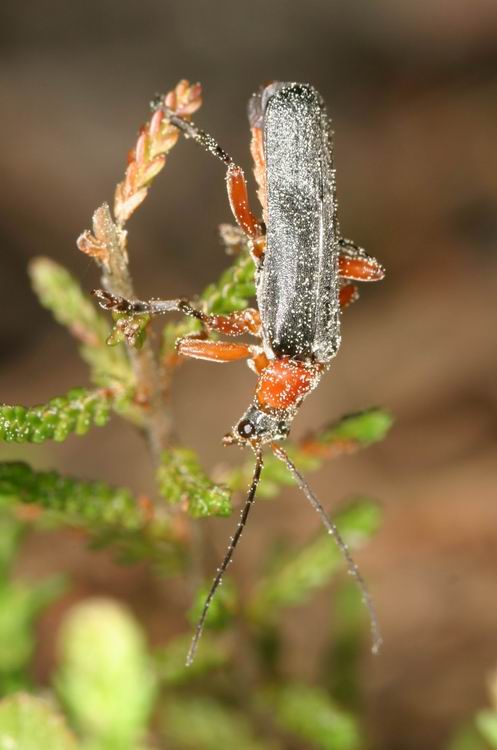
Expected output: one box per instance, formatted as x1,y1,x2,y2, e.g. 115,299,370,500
224,404,290,447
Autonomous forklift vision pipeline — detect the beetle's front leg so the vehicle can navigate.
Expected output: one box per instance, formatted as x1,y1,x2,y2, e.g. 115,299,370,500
93,288,261,338
226,165,266,260
159,106,265,257
226,165,262,239
92,289,204,320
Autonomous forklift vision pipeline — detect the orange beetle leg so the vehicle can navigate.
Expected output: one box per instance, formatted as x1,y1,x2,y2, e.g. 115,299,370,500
205,308,261,337
250,126,267,221
338,255,385,282
176,338,252,363
251,350,269,374
226,164,262,240
339,284,360,309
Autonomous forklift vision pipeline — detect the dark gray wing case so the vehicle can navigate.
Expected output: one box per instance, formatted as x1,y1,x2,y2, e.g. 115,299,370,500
254,83,341,364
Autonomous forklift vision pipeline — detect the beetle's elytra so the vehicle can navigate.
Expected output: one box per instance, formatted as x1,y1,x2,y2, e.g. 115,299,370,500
93,81,385,665
253,82,340,364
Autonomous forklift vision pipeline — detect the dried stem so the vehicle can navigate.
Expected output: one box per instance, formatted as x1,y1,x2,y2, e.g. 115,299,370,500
77,80,202,471
88,203,172,464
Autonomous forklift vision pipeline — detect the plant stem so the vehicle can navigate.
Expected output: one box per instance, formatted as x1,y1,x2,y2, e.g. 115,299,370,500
97,203,173,467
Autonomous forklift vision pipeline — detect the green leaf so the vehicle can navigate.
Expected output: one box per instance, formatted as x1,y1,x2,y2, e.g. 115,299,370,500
0,575,66,679
0,511,66,692
447,723,489,750
477,711,497,748
155,633,228,687
224,409,393,498
262,683,361,750
0,463,183,571
0,388,115,444
0,513,25,579
0,693,78,750
249,499,380,621
200,249,256,315
56,599,156,749
106,313,150,349
157,448,231,518
317,408,393,446
323,583,364,708
161,237,256,359
29,257,108,344
0,462,148,529
29,257,132,391
162,696,275,750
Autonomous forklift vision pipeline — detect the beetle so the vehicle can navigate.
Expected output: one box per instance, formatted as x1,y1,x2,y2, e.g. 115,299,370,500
93,81,385,665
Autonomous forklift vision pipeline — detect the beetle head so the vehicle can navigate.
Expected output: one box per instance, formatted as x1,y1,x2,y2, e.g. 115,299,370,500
224,404,291,447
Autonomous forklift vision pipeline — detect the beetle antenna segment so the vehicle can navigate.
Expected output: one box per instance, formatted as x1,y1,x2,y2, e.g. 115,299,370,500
160,106,234,167
271,444,382,655
186,445,264,667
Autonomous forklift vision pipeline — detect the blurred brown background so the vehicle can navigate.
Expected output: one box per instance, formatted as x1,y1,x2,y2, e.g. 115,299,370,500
1,1,497,747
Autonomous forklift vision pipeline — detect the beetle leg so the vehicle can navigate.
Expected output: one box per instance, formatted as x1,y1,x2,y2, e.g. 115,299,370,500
93,289,261,338
338,238,385,282
339,283,360,309
204,309,261,337
176,338,252,363
250,125,267,223
226,164,263,240
92,289,204,320
338,255,385,282
159,106,265,252
227,165,267,261
160,107,234,167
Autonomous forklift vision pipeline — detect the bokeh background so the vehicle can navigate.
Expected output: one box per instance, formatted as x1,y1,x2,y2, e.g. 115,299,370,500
1,1,497,747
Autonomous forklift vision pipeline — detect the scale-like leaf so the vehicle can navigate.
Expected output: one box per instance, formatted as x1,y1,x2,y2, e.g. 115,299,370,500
261,683,361,750
56,599,156,749
157,448,231,518
0,389,114,444
0,694,78,750
250,500,380,620
29,258,131,390
225,409,393,498
162,697,275,750
155,633,228,687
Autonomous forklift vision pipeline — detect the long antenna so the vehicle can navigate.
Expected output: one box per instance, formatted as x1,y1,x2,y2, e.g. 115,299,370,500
186,446,264,666
272,444,382,655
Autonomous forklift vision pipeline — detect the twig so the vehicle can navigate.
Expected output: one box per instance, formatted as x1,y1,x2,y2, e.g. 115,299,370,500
77,80,202,471
83,203,172,465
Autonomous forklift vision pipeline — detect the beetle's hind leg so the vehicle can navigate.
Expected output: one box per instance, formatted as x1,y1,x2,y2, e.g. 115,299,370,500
338,238,385,282
339,283,360,309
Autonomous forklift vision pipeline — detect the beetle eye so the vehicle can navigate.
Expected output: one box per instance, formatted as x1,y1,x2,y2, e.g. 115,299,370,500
237,419,255,438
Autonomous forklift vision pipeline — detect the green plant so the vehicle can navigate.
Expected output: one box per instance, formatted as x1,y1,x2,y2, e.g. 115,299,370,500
448,670,497,750
0,79,393,747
